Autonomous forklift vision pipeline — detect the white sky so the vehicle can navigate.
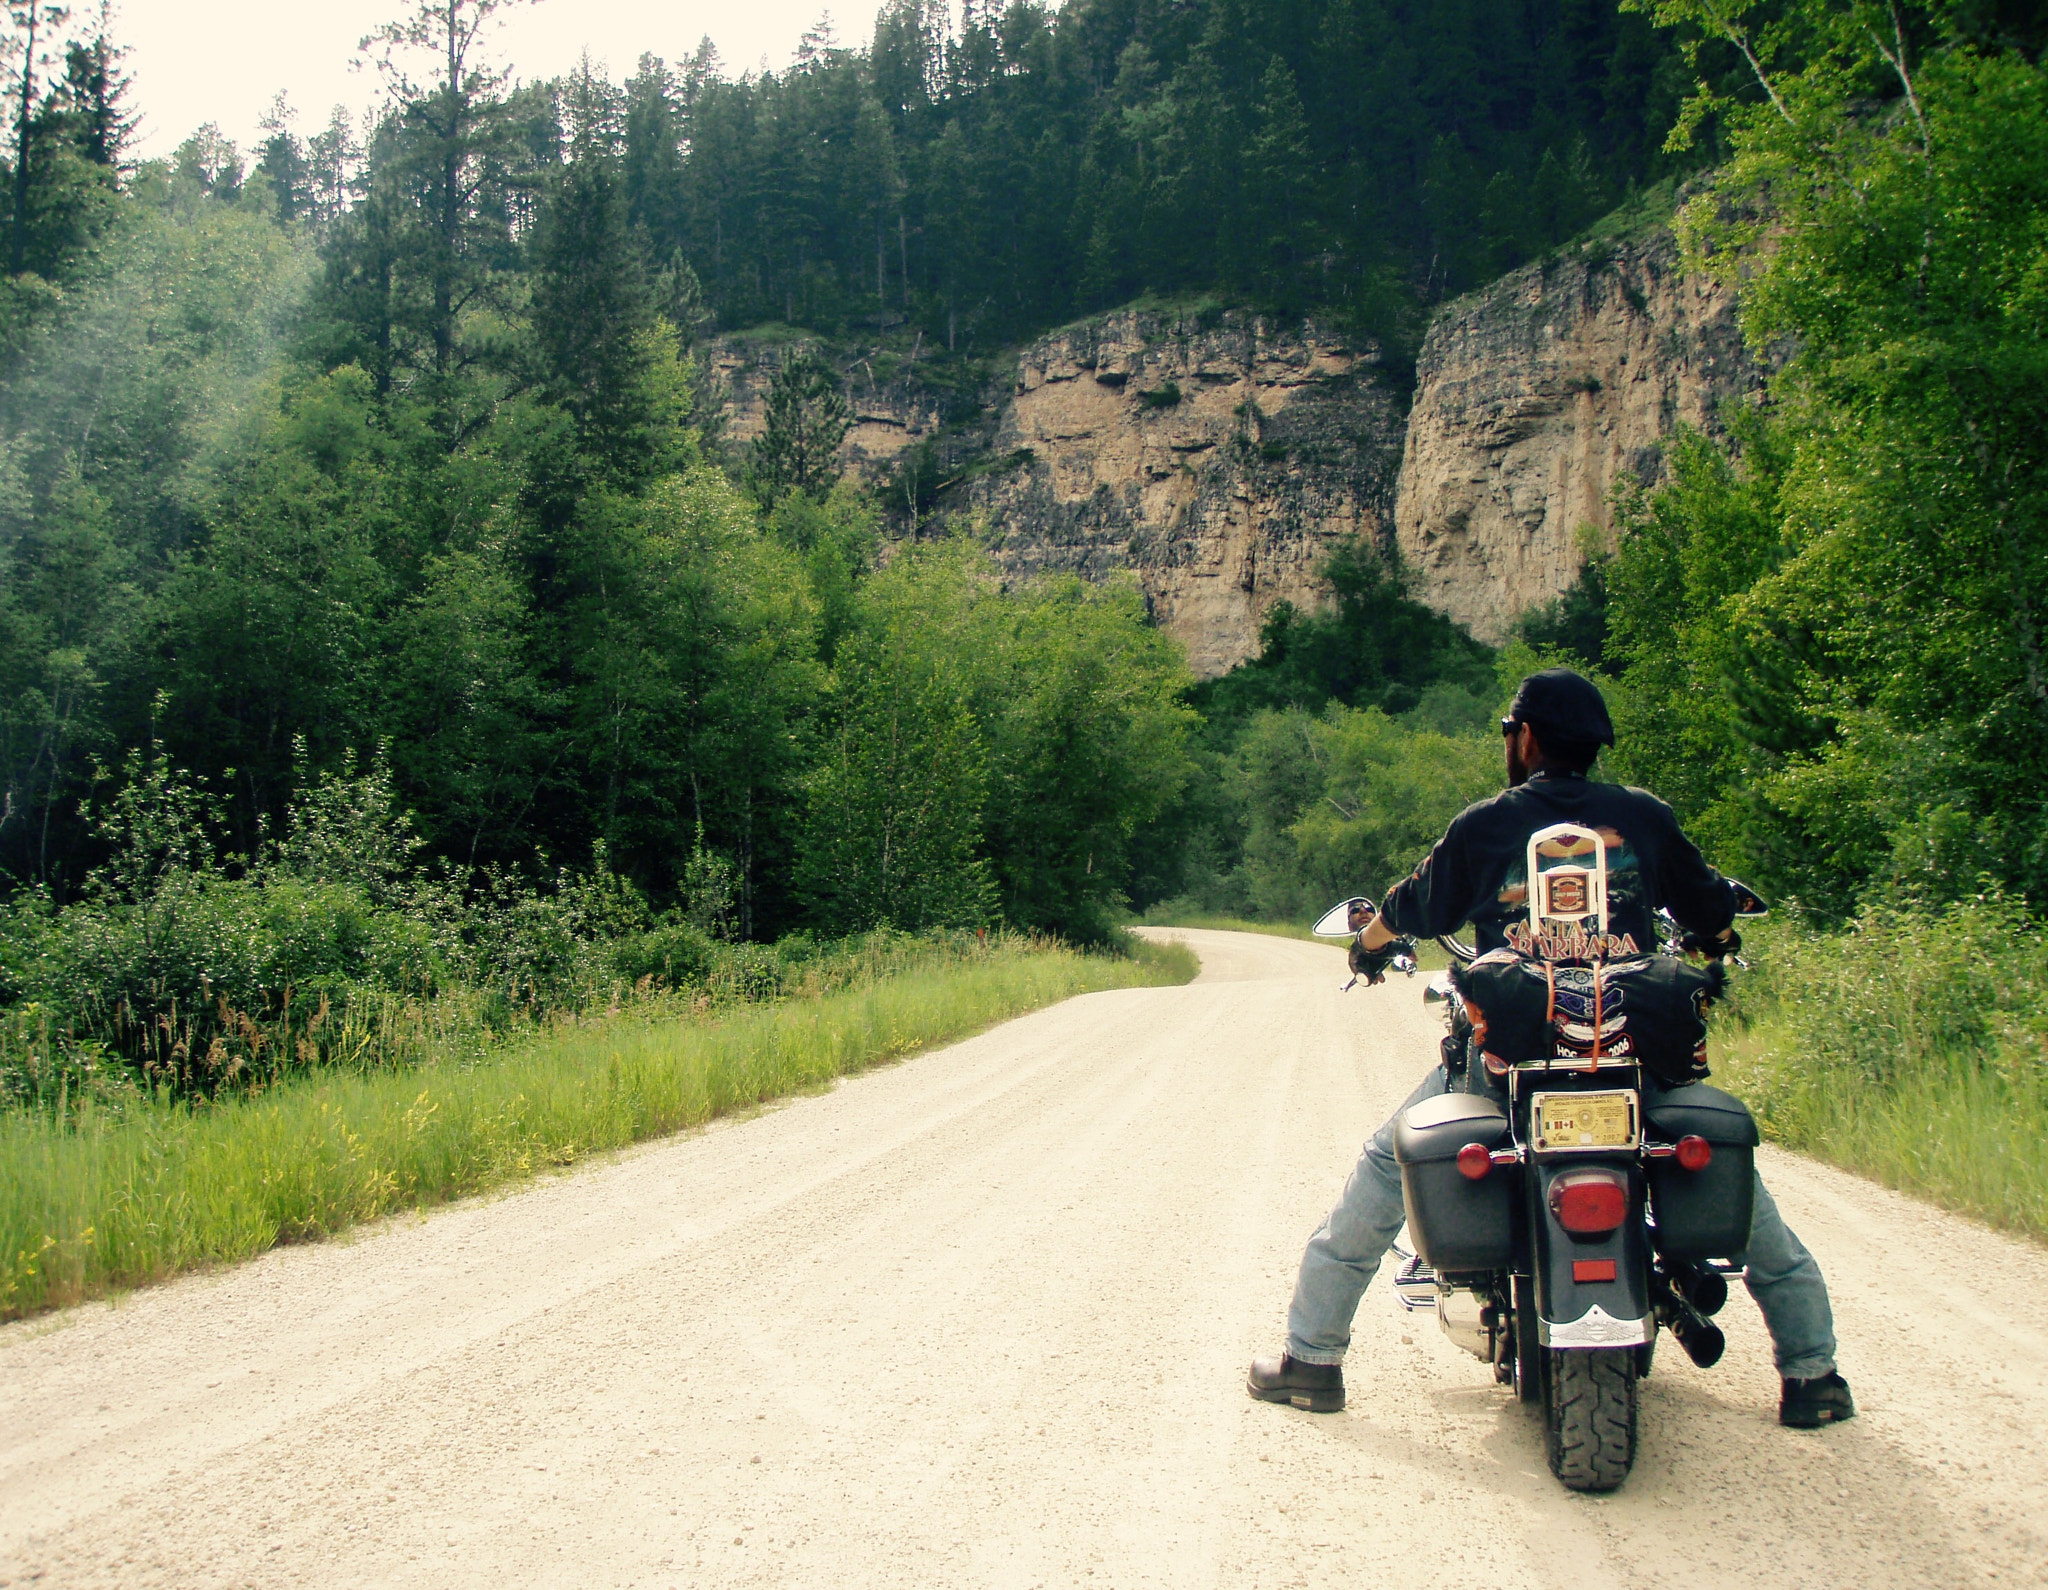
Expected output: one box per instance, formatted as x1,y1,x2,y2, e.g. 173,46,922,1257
120,0,876,160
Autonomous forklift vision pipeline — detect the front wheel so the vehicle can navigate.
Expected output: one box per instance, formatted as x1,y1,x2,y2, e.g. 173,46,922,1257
1544,1348,1637,1492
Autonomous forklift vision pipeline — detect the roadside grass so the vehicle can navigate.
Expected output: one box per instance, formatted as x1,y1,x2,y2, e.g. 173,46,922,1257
1133,911,1455,972
1717,1019,2048,1238
1133,909,1321,942
1714,899,2048,1243
0,935,1196,1320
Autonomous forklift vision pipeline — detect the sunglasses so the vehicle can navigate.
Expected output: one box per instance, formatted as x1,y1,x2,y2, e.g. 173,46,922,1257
1500,717,1520,736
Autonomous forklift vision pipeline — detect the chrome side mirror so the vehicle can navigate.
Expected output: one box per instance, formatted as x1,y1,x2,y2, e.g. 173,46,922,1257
1728,879,1770,918
1313,896,1376,938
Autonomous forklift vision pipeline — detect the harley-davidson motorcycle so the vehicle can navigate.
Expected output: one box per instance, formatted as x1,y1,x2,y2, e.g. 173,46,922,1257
1312,824,1769,1493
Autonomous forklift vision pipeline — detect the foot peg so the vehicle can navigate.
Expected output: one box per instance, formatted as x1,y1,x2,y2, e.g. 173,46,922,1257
1392,1244,1437,1313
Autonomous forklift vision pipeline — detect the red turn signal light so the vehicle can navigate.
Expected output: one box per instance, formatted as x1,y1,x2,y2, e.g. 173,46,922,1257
1456,1142,1493,1180
1676,1134,1714,1172
1549,1170,1629,1234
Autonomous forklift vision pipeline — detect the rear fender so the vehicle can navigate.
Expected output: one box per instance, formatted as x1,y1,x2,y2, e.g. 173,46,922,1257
1527,1157,1651,1348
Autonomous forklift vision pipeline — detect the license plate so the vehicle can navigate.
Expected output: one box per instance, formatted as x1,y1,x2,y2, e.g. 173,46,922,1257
1532,1090,1639,1153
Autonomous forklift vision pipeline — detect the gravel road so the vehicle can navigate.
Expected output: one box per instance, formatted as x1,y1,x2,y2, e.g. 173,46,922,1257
3,929,2045,1589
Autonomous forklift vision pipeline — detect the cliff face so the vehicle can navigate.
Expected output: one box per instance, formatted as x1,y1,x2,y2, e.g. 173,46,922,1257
707,228,1759,674
709,312,1409,678
704,333,949,484
955,310,1407,677
1392,230,1761,642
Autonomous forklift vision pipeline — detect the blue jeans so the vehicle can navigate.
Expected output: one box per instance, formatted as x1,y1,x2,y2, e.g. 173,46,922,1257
1285,1064,1839,1381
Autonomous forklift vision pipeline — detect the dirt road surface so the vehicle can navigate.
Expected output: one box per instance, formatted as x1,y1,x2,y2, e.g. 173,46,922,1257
3,929,2044,1588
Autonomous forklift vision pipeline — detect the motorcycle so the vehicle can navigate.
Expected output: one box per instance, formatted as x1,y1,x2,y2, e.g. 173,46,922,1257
1313,827,1769,1492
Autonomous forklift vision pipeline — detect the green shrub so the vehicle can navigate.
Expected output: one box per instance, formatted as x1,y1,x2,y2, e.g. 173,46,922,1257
613,921,720,988
0,752,1081,1109
1715,897,2048,1237
1197,704,1498,924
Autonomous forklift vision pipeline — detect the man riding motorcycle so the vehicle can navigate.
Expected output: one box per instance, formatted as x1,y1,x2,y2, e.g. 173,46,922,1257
1248,668,1856,1430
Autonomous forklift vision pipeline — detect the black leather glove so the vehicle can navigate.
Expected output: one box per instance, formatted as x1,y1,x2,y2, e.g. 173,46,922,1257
1348,935,1415,984
1348,937,1392,983
1680,926,1742,960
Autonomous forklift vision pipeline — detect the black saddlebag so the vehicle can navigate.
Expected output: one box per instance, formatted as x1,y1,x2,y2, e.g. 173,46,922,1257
1393,1092,1515,1272
1645,1083,1760,1263
1449,951,1725,1086
1444,952,1550,1067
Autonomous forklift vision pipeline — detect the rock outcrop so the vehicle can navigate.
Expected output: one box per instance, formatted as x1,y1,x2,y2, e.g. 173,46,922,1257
706,227,1762,673
704,332,950,483
709,311,1409,678
954,310,1407,677
1392,230,1761,642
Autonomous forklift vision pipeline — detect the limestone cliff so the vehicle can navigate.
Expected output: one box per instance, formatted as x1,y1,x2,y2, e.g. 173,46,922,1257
950,310,1406,678
707,227,1759,673
704,332,950,484
708,311,1408,678
1392,230,1761,643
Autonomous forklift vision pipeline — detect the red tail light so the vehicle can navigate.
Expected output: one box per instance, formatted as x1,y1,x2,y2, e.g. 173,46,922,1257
1456,1142,1492,1180
1676,1135,1713,1172
1549,1170,1629,1234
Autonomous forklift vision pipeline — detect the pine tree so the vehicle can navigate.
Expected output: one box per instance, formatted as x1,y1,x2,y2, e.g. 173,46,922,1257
746,352,850,503
59,5,128,169
530,136,681,484
5,2,69,275
358,0,528,381
1243,58,1317,303
256,94,310,220
621,54,685,257
305,108,359,221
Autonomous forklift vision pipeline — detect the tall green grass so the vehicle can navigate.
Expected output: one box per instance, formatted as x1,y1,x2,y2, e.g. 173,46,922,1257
0,935,1196,1319
1716,897,2048,1240
1133,909,1320,942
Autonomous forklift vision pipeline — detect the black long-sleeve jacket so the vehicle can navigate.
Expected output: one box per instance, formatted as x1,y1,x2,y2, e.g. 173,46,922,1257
1377,771,1736,957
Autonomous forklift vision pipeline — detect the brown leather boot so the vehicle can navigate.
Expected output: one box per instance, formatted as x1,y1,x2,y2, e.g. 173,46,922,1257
1247,1354,1345,1413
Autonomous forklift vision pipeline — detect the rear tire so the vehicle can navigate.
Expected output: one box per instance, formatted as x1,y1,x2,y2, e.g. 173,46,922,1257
1545,1348,1637,1492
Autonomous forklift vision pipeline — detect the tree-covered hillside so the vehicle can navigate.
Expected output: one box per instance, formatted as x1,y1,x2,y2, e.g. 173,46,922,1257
613,0,1700,351
4,0,2046,1311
